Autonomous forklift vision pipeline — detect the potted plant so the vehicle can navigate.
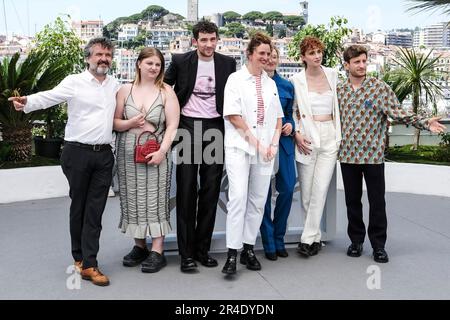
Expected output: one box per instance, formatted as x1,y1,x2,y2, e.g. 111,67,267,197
32,105,67,159
30,16,84,159
0,51,69,162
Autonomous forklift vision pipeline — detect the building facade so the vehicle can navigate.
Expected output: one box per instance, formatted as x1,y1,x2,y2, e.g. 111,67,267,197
187,0,199,22
72,20,104,43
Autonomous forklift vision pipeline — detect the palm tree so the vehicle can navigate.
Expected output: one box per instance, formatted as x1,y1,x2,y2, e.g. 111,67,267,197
387,47,443,150
0,51,68,162
406,0,450,14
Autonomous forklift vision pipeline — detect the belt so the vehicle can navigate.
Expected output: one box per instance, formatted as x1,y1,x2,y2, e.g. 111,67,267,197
64,141,111,152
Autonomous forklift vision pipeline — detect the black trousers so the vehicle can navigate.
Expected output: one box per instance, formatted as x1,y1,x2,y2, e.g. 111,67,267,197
340,163,387,250
60,143,114,269
175,116,224,259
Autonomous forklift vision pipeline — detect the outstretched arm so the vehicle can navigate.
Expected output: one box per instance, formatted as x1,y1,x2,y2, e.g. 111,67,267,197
383,84,445,134
9,76,74,113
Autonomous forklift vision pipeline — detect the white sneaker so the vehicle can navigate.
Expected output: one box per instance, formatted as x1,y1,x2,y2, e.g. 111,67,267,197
108,187,115,197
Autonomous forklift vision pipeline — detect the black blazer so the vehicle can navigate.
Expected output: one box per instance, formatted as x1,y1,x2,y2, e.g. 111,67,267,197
164,50,237,116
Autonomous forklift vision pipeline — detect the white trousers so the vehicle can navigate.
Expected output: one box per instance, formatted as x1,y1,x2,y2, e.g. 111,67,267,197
297,121,338,245
225,147,275,249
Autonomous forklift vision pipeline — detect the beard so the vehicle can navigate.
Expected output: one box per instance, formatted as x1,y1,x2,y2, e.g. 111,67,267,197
89,62,110,75
95,66,110,75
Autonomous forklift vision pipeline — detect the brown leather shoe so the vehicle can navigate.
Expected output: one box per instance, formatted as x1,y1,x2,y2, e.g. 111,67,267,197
74,261,83,273
81,267,110,286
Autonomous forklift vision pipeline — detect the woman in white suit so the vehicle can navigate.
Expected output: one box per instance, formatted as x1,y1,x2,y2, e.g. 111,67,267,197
291,36,342,257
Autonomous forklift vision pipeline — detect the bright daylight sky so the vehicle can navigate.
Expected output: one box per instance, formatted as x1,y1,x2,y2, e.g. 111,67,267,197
1,0,448,36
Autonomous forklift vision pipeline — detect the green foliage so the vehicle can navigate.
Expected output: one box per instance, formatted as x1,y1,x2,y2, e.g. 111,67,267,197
0,141,12,162
223,11,241,23
33,16,84,74
278,28,287,39
406,0,450,15
266,24,274,37
0,51,69,128
0,155,60,169
104,5,173,40
262,11,284,22
0,51,69,161
242,11,264,21
121,29,151,49
385,47,444,149
433,132,450,162
32,16,84,139
387,144,450,166
387,48,443,106
31,105,67,139
282,15,306,30
288,16,351,68
223,22,246,38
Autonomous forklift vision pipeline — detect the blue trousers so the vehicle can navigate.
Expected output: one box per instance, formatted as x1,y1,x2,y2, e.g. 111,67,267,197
260,150,296,253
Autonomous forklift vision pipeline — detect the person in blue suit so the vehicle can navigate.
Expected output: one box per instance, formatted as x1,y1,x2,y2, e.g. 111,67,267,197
260,47,297,261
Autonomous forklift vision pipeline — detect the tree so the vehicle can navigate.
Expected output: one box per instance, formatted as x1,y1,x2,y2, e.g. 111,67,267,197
224,22,246,38
141,5,169,21
288,16,351,68
385,47,443,150
242,11,264,22
0,52,69,162
223,11,241,24
283,15,306,30
262,11,284,23
266,24,274,37
406,0,450,14
278,29,287,39
104,5,170,40
33,16,84,140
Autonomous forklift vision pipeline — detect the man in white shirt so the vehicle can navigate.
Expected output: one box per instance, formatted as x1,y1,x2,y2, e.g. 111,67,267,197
9,37,120,287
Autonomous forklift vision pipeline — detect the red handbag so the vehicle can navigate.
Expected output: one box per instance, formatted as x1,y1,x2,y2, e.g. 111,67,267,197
134,131,161,164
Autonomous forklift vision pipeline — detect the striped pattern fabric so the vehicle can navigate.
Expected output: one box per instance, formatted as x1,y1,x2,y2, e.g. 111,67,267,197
116,92,172,239
256,75,265,126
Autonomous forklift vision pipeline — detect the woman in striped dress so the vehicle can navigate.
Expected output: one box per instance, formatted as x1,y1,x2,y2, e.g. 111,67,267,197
114,48,180,273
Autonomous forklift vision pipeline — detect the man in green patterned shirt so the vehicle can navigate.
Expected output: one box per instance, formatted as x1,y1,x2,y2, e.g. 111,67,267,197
337,45,446,263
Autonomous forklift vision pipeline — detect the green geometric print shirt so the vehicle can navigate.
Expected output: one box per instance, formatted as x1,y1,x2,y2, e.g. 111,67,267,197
337,77,429,164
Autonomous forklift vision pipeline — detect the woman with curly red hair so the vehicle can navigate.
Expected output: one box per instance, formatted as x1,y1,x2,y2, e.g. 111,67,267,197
291,36,342,257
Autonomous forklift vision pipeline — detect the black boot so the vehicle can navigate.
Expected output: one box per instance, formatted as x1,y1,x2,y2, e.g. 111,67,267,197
240,246,261,271
222,250,237,275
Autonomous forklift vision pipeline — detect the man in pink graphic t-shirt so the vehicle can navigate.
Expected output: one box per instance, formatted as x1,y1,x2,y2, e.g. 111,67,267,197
164,20,236,273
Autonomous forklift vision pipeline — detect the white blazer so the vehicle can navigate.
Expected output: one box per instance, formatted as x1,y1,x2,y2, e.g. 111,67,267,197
290,67,342,164
223,66,284,156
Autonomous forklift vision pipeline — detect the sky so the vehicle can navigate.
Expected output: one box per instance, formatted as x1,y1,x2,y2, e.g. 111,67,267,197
1,0,449,36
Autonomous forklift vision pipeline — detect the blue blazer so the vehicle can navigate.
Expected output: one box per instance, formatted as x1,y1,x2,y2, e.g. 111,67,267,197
273,72,295,156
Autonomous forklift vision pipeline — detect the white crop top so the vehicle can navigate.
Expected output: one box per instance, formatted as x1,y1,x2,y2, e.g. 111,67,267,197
309,90,333,116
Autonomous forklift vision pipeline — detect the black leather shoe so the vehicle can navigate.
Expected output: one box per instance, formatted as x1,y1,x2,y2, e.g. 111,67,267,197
194,253,218,268
180,257,198,272
222,256,237,275
240,249,261,271
297,243,312,257
373,248,389,263
309,242,323,256
141,251,167,273
276,249,289,258
347,243,363,257
265,252,278,261
123,245,149,267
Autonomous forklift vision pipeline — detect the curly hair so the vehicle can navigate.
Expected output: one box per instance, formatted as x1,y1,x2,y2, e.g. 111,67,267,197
246,32,273,58
300,36,325,56
192,20,219,40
